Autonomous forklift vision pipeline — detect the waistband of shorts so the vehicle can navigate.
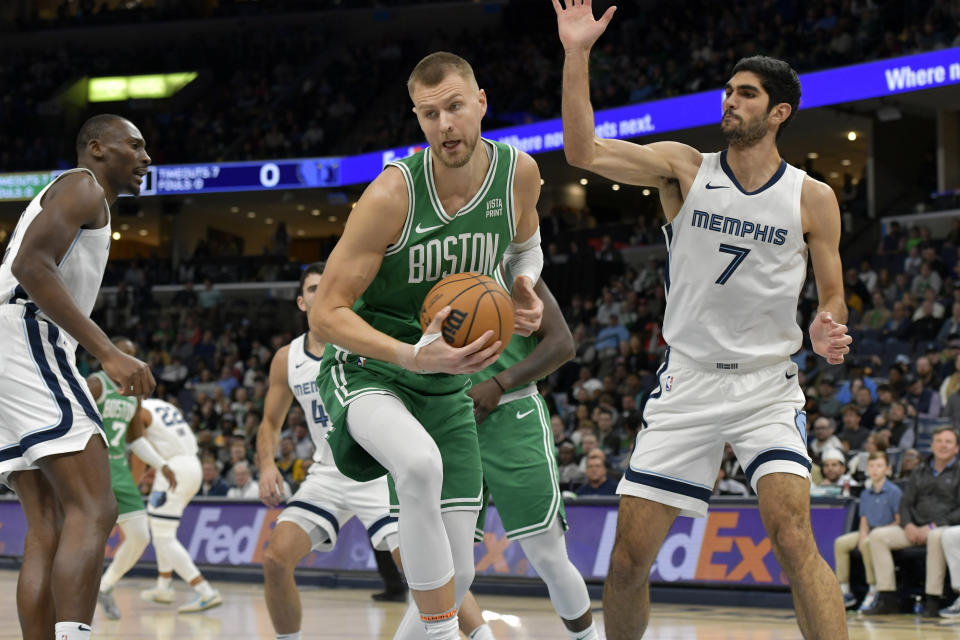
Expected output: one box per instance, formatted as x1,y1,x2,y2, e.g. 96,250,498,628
667,348,790,374
497,383,538,406
0,304,35,319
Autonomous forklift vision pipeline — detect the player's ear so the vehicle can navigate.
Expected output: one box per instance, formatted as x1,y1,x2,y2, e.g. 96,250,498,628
478,88,487,118
771,102,791,127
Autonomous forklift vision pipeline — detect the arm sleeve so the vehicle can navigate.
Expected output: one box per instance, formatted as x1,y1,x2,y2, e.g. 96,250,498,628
129,437,167,470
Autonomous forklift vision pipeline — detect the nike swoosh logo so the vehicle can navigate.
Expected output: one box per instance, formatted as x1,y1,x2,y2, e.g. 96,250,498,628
516,409,535,420
705,183,729,189
415,222,444,233
785,372,797,380
295,361,306,368
79,625,92,631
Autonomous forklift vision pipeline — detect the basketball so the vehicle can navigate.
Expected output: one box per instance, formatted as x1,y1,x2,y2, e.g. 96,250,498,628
419,272,514,354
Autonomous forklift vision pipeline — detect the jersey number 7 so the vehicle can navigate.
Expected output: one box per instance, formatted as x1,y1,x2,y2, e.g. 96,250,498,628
716,244,751,285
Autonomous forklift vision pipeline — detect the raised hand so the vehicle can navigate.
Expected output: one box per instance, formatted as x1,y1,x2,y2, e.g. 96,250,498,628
809,311,852,365
410,306,502,375
552,0,617,52
512,276,544,337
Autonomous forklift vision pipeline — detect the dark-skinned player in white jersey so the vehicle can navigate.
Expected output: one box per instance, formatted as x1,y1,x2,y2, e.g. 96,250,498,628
554,2,852,638
0,114,154,640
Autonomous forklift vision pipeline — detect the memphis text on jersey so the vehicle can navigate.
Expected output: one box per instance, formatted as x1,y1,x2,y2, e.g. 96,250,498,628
408,231,500,284
691,209,788,246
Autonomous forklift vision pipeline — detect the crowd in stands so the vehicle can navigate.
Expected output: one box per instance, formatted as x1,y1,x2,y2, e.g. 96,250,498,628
2,0,960,171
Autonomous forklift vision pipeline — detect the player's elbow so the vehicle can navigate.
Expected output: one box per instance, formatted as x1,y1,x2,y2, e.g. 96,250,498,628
10,254,41,287
563,145,593,170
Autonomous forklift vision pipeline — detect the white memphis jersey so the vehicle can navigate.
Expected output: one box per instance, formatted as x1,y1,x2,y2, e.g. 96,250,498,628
0,168,110,347
142,398,199,459
287,334,334,465
661,151,807,367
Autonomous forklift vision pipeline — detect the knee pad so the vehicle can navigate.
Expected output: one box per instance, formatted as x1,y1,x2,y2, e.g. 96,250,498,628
119,515,151,553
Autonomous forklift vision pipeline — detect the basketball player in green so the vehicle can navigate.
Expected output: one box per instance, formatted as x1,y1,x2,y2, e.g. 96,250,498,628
457,274,598,640
86,338,175,620
310,52,545,639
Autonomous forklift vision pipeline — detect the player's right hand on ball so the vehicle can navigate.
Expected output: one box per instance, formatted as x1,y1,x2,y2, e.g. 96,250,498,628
412,306,502,375
103,349,156,397
259,465,285,508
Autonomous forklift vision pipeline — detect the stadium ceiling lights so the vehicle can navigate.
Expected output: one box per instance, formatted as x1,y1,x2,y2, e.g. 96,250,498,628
88,72,198,102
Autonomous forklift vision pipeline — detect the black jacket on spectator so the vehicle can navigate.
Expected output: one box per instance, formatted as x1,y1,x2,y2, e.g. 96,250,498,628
899,456,960,527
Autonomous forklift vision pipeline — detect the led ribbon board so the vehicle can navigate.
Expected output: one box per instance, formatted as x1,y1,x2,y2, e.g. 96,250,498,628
2,47,957,199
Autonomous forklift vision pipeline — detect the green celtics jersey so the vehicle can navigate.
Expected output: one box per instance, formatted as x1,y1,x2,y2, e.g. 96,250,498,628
355,139,519,344
92,370,138,463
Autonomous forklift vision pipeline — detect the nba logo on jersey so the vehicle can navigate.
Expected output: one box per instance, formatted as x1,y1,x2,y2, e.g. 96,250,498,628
357,357,366,367
665,375,674,392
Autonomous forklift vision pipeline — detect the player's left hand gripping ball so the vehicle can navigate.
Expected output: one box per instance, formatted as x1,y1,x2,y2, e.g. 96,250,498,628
512,276,543,337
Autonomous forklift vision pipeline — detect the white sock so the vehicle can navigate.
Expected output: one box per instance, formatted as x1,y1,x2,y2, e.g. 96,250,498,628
194,579,215,598
469,624,495,640
277,633,301,640
55,621,92,640
158,575,172,590
422,608,459,639
568,622,599,640
840,582,850,595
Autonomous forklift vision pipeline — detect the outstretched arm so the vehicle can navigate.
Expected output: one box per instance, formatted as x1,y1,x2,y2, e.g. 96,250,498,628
469,279,574,424
554,0,701,193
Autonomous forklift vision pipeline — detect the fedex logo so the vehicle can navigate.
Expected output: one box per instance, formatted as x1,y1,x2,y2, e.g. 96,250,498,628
187,506,271,565
593,510,776,584
381,145,425,166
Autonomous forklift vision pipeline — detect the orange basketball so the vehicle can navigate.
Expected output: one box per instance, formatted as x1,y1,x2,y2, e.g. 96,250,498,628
419,272,514,354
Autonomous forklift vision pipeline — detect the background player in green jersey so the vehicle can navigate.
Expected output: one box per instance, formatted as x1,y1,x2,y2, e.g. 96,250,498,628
86,337,176,620
458,276,598,640
310,52,545,639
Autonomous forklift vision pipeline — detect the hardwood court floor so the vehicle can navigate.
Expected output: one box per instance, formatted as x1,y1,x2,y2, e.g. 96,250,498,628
0,570,955,638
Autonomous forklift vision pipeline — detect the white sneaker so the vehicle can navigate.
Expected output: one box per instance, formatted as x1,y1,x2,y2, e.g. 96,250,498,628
178,590,223,613
97,589,121,620
858,591,877,612
940,599,960,618
140,586,176,604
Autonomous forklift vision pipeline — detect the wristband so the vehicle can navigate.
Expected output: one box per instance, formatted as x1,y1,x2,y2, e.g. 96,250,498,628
130,437,167,470
411,331,443,373
491,375,506,392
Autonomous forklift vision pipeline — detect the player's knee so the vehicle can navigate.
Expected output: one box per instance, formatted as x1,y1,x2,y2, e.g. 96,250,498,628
607,539,652,587
262,544,296,581
767,521,815,573
393,449,443,501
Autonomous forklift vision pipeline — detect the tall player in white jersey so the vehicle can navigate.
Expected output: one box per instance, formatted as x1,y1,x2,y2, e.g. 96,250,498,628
257,263,400,640
555,3,852,638
0,114,154,640
136,398,223,613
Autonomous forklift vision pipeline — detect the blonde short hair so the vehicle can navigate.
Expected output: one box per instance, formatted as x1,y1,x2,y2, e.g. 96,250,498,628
407,51,478,97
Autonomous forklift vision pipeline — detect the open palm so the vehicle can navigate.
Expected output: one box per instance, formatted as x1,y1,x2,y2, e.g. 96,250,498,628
552,0,617,51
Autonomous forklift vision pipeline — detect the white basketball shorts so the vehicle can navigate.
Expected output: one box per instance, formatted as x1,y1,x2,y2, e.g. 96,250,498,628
0,305,106,485
278,462,398,552
619,348,811,518
148,454,202,521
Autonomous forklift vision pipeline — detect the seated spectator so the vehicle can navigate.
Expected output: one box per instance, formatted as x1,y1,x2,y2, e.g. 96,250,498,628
940,352,960,408
834,451,901,612
223,436,254,485
864,427,960,616
594,314,630,357
575,451,619,496
812,449,856,497
226,461,261,500
837,404,870,452
815,376,842,418
551,414,574,451
557,442,585,491
897,448,922,480
810,417,843,463
199,460,230,497
875,401,916,450
289,422,315,461
714,467,749,496
275,436,307,491
904,374,941,420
